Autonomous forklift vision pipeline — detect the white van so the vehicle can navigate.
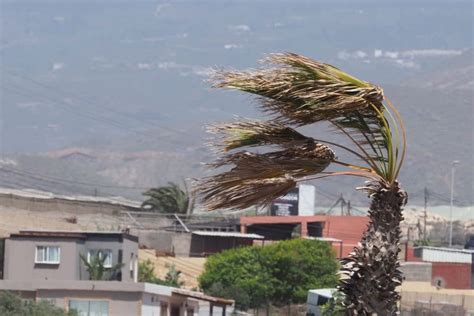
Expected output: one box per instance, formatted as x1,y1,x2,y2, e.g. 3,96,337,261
306,288,336,316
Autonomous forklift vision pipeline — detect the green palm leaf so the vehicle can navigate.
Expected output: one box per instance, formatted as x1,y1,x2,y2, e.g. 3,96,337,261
198,52,406,210
142,182,192,214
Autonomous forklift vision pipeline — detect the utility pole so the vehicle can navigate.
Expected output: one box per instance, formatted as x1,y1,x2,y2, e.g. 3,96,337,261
449,160,460,247
347,200,351,216
423,187,428,242
340,194,345,216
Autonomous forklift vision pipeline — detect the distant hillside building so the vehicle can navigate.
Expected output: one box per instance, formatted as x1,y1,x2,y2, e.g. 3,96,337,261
403,246,474,290
240,215,369,257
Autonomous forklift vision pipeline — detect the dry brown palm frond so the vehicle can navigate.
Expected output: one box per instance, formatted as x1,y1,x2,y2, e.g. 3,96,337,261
199,175,297,210
198,52,407,211
257,96,371,126
207,120,311,152
199,142,335,210
210,143,335,176
210,53,399,180
212,52,384,126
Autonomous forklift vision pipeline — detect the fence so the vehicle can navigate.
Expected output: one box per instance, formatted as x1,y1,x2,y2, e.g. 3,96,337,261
400,290,474,315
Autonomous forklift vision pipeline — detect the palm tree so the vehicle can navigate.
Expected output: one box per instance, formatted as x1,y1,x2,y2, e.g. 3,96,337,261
196,53,407,315
141,182,195,214
80,252,123,281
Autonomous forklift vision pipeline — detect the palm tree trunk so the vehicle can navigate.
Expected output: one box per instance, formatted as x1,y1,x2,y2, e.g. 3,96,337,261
339,181,407,315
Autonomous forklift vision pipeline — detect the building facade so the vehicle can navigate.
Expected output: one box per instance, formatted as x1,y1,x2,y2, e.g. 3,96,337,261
240,215,369,257
0,230,234,316
3,230,139,282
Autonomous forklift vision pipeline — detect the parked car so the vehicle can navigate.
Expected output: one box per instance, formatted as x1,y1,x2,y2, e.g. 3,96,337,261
306,288,336,316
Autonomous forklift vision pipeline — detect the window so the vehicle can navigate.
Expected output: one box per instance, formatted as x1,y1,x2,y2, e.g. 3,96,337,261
87,249,113,268
35,246,60,264
69,300,109,316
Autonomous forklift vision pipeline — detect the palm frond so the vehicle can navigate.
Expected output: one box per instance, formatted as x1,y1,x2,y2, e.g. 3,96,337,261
200,175,297,210
142,182,189,213
198,52,406,210
213,53,384,126
208,120,311,152
200,142,335,210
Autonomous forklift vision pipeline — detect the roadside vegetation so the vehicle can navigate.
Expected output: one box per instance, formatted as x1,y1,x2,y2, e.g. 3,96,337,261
139,260,184,288
0,291,77,316
199,239,338,313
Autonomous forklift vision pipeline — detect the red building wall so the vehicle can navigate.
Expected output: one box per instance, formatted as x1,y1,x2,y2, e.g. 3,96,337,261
431,262,472,289
404,246,422,262
322,216,368,257
240,215,369,257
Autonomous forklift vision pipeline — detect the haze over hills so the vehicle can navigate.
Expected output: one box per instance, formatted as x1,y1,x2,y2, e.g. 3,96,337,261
0,1,472,208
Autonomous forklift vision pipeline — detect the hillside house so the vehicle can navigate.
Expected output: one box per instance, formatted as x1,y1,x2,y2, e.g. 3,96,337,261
0,230,234,316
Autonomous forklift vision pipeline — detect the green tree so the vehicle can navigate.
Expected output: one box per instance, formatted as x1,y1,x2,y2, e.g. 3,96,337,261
261,239,338,306
80,252,123,281
199,239,338,311
141,182,194,214
0,291,77,316
199,245,273,311
197,53,407,314
139,259,159,283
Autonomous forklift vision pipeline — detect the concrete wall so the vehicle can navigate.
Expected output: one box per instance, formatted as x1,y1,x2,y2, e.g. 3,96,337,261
139,231,192,256
0,193,138,215
400,262,432,282
122,236,139,282
138,231,174,253
4,237,81,281
172,234,192,257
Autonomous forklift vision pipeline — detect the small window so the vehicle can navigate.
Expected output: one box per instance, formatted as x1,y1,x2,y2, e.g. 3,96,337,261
35,246,60,264
130,253,134,278
87,249,113,268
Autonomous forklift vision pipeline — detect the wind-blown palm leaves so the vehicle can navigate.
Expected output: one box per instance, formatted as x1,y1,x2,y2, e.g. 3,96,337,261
142,182,194,214
197,53,407,314
200,53,405,210
79,252,123,281
202,120,336,209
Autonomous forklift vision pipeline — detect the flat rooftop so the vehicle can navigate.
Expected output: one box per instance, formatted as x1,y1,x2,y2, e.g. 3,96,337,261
9,229,138,242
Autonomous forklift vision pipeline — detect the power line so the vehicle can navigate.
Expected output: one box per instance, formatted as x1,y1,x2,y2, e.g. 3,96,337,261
3,82,193,149
0,166,149,191
3,69,194,139
427,189,470,205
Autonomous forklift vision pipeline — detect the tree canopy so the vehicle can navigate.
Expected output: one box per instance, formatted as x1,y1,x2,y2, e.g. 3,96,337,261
141,182,194,214
199,239,338,311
